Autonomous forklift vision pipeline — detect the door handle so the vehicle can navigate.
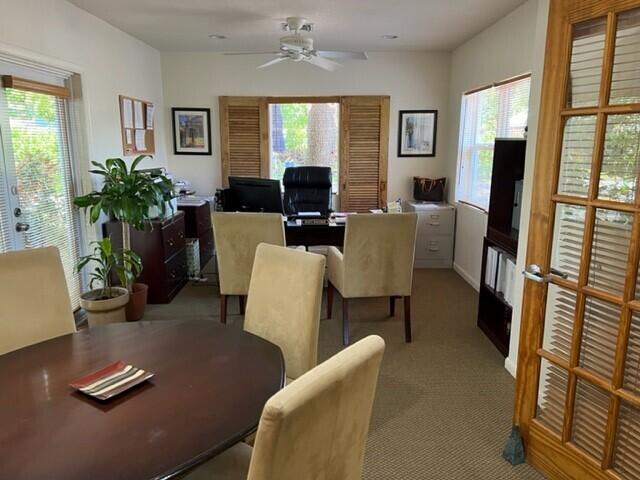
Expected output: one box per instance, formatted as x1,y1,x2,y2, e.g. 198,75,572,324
523,264,569,283
15,222,30,233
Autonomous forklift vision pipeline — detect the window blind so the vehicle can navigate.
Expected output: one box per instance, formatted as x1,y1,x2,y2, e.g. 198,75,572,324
456,76,531,210
219,96,269,187
0,84,83,309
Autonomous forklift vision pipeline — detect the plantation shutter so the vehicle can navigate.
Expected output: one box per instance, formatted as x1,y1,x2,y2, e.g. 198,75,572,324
339,96,389,212
219,96,268,188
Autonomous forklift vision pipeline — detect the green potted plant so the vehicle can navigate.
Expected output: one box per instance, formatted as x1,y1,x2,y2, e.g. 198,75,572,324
76,238,142,327
74,155,174,320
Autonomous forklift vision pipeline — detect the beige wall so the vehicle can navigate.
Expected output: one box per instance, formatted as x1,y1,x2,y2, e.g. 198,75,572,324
160,51,451,201
0,0,167,177
444,0,550,376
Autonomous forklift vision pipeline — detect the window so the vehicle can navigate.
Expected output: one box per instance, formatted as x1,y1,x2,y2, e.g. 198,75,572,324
0,68,83,309
456,76,531,210
269,103,339,191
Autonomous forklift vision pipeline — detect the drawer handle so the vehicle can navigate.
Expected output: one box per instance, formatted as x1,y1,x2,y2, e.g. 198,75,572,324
428,222,441,226
430,214,440,219
178,232,184,239
428,247,440,252
168,239,175,246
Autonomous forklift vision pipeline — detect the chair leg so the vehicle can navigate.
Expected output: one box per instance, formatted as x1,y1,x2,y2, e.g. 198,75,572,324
327,282,334,319
239,295,246,315
220,294,227,324
390,296,396,317
342,298,350,346
404,296,412,343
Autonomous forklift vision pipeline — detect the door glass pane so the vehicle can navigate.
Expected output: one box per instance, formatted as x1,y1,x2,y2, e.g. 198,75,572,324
4,89,82,308
613,401,640,480
571,378,609,462
598,114,640,203
588,209,633,296
542,284,577,360
558,116,596,197
551,204,586,282
610,8,640,105
579,296,621,380
567,17,607,108
624,311,640,395
536,358,568,435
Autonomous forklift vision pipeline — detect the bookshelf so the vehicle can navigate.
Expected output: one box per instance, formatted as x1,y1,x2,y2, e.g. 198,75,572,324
477,139,526,356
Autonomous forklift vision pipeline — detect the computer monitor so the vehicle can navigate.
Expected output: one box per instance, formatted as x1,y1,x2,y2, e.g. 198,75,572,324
227,176,284,214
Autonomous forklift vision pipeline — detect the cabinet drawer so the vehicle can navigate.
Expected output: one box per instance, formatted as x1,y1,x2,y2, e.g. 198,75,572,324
162,215,186,260
417,209,455,235
415,235,453,261
195,203,212,237
165,249,188,294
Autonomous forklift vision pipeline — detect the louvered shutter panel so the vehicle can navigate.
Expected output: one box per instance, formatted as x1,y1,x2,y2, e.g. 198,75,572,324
340,96,389,212
219,97,268,188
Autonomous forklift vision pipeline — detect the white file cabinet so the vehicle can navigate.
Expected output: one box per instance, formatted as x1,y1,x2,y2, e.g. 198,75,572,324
404,201,456,268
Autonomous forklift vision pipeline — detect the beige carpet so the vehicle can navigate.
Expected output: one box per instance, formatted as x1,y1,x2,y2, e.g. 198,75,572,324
146,267,544,479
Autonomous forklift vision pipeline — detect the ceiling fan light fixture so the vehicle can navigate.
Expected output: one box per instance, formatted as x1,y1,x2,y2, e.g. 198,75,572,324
381,34,399,39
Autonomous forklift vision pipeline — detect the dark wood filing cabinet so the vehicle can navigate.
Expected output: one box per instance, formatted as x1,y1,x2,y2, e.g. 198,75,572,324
104,211,188,304
178,201,214,271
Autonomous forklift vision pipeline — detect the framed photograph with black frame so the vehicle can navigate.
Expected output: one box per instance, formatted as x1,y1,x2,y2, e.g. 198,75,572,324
397,110,437,157
172,107,212,155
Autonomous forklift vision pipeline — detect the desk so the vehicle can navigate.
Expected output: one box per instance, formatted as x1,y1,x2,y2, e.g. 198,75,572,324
285,220,345,247
0,321,284,480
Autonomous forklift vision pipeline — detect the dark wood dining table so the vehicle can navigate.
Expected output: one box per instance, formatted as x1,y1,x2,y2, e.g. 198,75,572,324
0,320,284,480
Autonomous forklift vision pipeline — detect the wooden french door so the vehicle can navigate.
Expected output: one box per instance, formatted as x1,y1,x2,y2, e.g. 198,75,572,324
515,1,640,479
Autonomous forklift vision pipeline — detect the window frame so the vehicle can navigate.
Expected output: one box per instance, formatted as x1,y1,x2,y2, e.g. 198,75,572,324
455,73,532,211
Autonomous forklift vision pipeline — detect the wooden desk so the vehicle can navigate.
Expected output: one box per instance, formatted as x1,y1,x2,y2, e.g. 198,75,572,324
0,321,284,480
285,220,345,247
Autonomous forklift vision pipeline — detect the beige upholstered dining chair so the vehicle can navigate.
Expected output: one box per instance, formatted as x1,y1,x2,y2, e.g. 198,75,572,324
327,213,418,345
244,243,325,382
212,212,285,324
0,246,76,355
182,335,386,480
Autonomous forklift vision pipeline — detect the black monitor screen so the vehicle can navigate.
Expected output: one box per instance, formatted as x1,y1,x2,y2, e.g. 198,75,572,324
228,177,284,214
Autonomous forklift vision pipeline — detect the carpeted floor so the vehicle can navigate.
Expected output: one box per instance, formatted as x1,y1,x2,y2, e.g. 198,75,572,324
146,267,544,479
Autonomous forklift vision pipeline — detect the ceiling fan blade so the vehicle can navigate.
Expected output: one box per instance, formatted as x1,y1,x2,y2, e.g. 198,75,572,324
258,56,288,69
303,55,342,72
224,51,282,56
315,50,368,60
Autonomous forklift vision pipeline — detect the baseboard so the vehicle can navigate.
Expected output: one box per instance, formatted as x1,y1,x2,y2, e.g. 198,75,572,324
453,262,480,291
504,356,517,378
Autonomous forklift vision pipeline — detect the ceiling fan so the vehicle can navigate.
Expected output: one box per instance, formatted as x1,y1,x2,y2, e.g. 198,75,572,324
224,17,368,71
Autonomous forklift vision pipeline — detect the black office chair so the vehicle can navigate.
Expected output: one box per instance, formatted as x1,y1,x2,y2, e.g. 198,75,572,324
282,166,332,216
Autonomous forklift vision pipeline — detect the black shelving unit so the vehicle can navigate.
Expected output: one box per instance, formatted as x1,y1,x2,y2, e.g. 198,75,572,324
477,139,526,356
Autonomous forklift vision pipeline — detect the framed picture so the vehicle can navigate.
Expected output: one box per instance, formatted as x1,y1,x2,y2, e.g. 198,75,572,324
397,110,437,157
172,108,211,155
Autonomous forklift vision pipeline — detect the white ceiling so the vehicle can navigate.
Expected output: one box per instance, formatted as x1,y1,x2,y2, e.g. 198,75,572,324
68,0,527,53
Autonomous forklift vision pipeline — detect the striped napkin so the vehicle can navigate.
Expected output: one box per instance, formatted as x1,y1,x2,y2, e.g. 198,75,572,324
70,361,154,400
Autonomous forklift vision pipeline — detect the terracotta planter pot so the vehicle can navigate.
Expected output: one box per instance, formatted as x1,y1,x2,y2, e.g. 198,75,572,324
125,283,148,321
80,287,129,328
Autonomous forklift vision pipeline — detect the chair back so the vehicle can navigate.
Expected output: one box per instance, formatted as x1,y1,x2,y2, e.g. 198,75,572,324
212,212,285,295
0,247,76,355
244,243,326,380
248,335,385,480
342,213,418,297
282,166,332,215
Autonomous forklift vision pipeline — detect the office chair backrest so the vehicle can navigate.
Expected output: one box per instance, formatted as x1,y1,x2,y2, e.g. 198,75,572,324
248,335,385,480
0,246,76,355
282,166,332,215
212,212,285,296
244,243,326,380
342,213,418,297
